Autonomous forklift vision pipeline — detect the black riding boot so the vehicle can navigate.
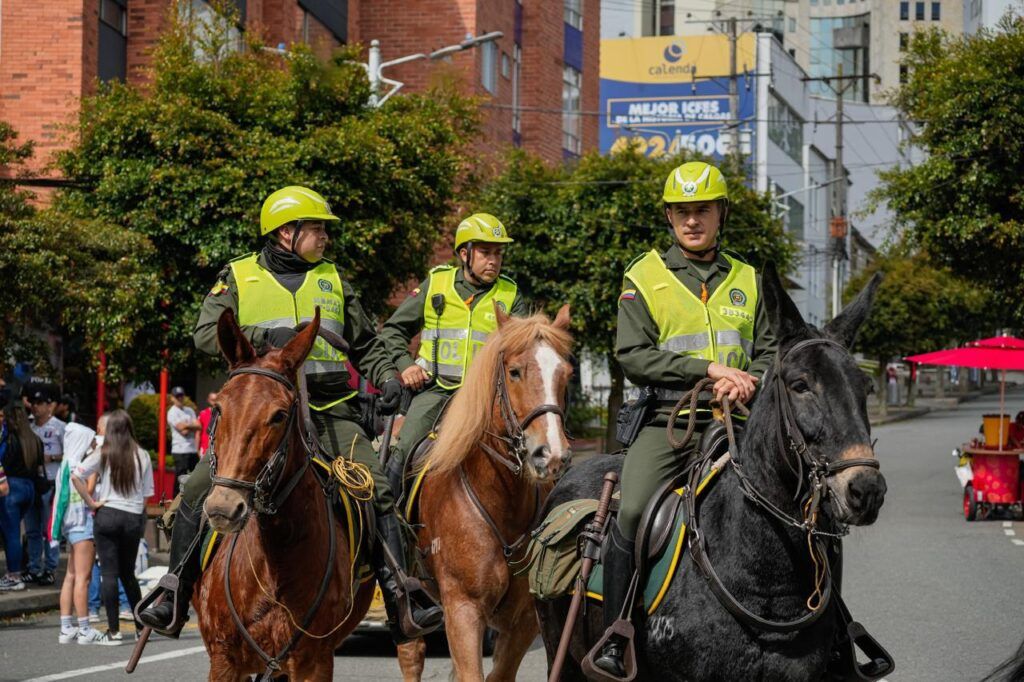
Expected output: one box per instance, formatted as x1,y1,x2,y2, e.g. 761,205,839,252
373,512,443,644
384,453,405,508
137,498,204,637
593,523,637,678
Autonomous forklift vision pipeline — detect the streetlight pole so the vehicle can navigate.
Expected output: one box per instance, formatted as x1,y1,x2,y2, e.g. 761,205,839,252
366,32,504,108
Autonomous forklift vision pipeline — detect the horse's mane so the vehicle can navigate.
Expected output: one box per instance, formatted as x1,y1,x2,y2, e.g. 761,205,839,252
424,313,572,475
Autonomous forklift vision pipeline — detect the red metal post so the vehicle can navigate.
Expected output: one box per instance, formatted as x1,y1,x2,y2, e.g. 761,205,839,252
157,365,169,496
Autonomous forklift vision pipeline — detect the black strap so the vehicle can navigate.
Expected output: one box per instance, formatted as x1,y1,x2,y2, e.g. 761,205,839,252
458,464,540,559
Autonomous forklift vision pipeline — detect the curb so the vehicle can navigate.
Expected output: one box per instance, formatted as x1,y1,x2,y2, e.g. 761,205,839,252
870,407,931,426
0,587,59,619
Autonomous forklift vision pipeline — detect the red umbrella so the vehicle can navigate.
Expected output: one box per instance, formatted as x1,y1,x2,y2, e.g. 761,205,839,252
906,335,1024,449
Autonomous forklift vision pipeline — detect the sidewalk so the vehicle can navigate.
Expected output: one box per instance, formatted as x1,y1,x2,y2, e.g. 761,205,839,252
868,385,1007,426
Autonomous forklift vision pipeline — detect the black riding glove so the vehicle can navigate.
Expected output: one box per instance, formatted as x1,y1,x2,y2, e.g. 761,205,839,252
377,378,403,416
266,327,298,349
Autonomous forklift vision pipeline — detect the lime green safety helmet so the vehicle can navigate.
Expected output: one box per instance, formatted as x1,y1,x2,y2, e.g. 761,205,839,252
454,213,514,253
662,162,729,205
259,186,339,236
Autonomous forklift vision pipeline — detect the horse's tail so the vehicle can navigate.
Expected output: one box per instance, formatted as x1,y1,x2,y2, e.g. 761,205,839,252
982,636,1024,682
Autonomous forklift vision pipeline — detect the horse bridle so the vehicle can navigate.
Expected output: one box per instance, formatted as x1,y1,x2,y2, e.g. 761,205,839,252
461,351,567,558
207,367,308,516
478,351,567,477
686,337,882,633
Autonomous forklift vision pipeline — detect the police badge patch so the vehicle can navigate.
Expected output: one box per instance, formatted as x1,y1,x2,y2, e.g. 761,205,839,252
729,288,747,306
318,279,333,293
495,301,507,313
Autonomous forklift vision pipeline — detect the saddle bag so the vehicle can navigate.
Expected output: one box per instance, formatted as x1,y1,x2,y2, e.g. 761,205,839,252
615,387,656,447
519,498,600,601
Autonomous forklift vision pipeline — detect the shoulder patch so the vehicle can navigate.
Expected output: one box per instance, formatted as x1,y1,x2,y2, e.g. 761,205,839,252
409,287,421,297
208,280,229,297
619,289,637,303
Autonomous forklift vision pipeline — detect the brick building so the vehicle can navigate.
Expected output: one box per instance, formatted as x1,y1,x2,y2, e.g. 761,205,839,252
0,0,599,178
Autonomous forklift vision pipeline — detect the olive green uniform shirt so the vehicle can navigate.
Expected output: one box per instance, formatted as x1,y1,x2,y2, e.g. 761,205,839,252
194,253,399,402
616,246,777,399
380,267,529,375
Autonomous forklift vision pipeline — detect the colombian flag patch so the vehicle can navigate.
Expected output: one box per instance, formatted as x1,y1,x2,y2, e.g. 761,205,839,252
409,287,421,297
619,289,637,303
208,281,229,297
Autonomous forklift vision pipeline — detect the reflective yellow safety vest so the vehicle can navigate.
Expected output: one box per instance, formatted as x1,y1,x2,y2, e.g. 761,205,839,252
415,265,518,390
625,250,759,401
231,253,355,409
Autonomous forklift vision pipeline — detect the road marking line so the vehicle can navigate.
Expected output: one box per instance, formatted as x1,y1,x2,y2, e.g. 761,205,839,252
1005,529,1016,536
1004,521,1013,528
1013,539,1024,546
21,645,207,681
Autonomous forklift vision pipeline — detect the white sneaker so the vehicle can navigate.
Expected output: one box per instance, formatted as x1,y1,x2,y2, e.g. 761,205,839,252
58,628,80,644
76,628,106,645
88,610,101,623
118,608,135,621
0,575,25,591
96,630,123,646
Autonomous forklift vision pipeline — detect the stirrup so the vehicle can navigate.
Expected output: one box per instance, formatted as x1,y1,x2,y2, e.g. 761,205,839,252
396,576,443,638
838,621,896,681
135,573,188,638
581,619,638,682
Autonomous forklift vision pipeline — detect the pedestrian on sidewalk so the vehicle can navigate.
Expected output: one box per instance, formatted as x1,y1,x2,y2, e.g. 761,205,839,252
197,392,217,457
167,387,200,496
72,410,154,645
24,384,64,586
0,403,45,592
50,423,104,644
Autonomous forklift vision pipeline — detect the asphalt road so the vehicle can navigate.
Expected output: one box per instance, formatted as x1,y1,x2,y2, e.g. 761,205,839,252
3,391,1022,681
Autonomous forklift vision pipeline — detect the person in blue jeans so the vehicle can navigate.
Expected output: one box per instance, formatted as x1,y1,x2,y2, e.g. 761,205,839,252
0,403,45,591
88,561,129,620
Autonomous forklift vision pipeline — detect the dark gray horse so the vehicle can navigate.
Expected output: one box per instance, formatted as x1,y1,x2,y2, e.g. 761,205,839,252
537,266,888,681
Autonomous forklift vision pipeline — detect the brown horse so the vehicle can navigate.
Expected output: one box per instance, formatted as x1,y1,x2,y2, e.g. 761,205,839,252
396,305,574,682
196,309,374,681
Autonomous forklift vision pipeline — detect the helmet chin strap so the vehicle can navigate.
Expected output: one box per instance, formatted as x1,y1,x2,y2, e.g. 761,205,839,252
289,220,305,253
461,243,484,285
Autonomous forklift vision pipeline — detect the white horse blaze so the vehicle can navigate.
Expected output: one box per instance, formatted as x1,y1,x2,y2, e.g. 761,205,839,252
535,343,565,460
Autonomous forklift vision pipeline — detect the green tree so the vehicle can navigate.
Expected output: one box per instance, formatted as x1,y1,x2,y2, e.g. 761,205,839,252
0,123,158,377
55,5,478,377
871,18,1024,325
844,253,993,413
480,148,797,445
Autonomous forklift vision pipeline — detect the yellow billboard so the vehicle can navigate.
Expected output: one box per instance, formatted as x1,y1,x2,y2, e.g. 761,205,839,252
600,34,756,85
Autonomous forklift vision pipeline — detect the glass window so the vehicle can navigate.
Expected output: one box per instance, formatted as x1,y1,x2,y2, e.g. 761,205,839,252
899,32,908,50
931,1,941,19
786,196,805,241
659,2,675,35
562,65,582,155
811,0,819,5
179,0,243,60
768,94,804,164
501,52,510,79
481,41,498,94
900,1,909,19
564,0,583,30
788,17,796,32
512,45,522,135
900,64,908,83
100,0,126,34
915,1,925,19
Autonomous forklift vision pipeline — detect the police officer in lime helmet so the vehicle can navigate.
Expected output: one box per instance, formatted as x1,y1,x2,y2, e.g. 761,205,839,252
138,186,442,643
591,163,778,677
379,213,528,497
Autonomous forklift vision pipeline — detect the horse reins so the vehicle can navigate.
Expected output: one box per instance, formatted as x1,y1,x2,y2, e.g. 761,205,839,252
461,351,564,558
670,337,881,633
207,365,341,679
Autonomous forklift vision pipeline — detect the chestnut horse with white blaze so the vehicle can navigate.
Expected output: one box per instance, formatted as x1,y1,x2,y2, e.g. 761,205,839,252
396,305,574,682
196,309,374,681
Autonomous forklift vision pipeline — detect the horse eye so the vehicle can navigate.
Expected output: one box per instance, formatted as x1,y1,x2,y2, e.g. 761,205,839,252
509,367,522,381
790,379,810,394
268,409,288,425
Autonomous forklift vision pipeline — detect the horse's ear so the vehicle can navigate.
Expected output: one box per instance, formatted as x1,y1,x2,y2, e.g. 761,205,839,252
279,307,321,373
761,262,808,345
825,272,882,349
495,300,512,328
553,304,571,331
217,309,256,369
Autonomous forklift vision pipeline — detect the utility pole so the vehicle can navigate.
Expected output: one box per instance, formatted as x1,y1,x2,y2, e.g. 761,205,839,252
802,66,879,318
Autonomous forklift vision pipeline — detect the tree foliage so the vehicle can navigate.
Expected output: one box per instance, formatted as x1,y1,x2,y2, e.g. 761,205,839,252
845,253,993,366
55,6,478,376
0,123,158,376
872,19,1024,325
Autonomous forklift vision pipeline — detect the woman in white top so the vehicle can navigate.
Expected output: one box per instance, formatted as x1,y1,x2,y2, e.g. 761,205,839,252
73,410,153,645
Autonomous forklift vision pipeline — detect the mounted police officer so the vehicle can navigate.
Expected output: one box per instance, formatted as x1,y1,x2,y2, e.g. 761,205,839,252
380,213,527,493
138,186,442,644
593,162,778,677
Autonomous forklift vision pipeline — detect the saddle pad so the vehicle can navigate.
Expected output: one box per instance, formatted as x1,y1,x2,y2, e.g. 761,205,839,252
584,465,722,615
200,483,374,584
